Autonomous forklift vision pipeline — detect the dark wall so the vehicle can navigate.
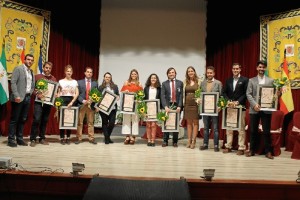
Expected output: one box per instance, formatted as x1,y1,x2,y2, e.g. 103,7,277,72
12,0,101,56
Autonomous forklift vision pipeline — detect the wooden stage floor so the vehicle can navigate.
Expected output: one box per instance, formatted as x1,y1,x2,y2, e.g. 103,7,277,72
1,133,299,183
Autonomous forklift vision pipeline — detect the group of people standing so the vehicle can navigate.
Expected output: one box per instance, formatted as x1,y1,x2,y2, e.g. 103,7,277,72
6,54,277,159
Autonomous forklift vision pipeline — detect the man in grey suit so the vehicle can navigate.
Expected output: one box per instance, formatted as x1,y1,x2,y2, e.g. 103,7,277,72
161,67,183,147
199,66,222,152
75,67,98,144
8,54,35,147
246,60,277,159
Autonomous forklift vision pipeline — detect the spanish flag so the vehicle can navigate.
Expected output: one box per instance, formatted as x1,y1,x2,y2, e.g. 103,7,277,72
279,50,294,115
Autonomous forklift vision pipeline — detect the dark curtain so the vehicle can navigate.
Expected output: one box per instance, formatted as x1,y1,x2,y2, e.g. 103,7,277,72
1,0,299,137
0,0,101,136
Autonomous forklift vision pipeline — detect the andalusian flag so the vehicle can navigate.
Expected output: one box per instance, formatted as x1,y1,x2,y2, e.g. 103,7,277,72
279,50,294,115
0,41,9,105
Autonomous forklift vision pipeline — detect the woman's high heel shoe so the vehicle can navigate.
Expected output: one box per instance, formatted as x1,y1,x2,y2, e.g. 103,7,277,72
190,139,196,149
186,139,191,148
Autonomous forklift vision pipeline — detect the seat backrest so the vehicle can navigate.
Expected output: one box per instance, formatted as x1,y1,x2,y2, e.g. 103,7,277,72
293,112,300,129
270,110,284,132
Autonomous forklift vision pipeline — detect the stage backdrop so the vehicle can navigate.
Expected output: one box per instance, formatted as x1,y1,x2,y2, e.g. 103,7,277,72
0,0,50,75
260,8,300,89
99,0,207,89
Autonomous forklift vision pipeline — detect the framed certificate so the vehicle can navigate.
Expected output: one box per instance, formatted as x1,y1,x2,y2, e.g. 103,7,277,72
256,85,278,111
199,92,219,116
162,110,179,132
35,80,59,106
120,92,136,114
59,106,79,130
222,107,242,130
95,90,118,115
144,99,160,121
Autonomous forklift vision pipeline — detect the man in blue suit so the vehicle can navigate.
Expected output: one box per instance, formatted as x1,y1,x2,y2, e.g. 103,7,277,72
75,67,98,144
161,67,183,147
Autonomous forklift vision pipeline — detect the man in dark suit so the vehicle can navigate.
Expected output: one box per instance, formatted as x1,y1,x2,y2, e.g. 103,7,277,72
161,67,183,147
246,60,278,159
222,63,248,155
8,54,35,147
75,67,98,144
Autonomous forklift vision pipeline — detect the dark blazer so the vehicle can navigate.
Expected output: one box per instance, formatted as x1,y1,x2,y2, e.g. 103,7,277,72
144,86,162,109
77,78,98,106
222,76,249,107
98,84,120,110
161,79,183,109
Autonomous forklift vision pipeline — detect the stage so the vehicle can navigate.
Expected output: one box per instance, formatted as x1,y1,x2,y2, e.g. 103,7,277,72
1,133,300,199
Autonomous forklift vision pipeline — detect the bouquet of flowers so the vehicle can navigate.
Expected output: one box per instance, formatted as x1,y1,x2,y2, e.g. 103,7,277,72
137,101,147,119
194,88,202,104
157,111,169,124
273,77,289,89
89,88,102,103
135,90,145,101
88,88,102,108
217,96,228,110
35,79,48,106
54,97,64,122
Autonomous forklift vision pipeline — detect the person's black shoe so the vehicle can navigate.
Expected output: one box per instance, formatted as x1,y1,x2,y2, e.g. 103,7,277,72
89,139,97,144
8,141,17,147
104,139,109,144
17,140,28,146
162,142,168,147
74,140,82,144
108,138,114,143
200,145,208,150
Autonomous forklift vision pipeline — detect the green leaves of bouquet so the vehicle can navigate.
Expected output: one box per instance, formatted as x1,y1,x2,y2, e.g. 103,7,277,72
35,79,48,91
273,77,289,89
135,90,145,101
89,88,102,103
194,88,202,98
35,79,48,106
135,90,146,119
54,97,64,108
137,101,147,119
157,111,169,123
217,96,228,109
54,97,64,121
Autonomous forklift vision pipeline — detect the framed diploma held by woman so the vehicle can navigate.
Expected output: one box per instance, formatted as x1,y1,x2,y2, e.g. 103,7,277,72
35,80,59,106
59,106,79,129
256,85,277,111
162,110,179,132
222,107,242,130
199,92,219,116
144,99,160,121
95,90,118,115
120,92,136,114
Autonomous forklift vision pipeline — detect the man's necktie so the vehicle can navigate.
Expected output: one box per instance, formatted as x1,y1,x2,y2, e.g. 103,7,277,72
171,79,176,102
86,80,91,100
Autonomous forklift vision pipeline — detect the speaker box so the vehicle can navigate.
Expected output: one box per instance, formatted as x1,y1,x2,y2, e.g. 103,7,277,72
83,177,191,200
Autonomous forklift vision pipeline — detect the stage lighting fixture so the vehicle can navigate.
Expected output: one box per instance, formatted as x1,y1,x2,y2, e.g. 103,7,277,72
201,169,215,181
72,163,85,176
